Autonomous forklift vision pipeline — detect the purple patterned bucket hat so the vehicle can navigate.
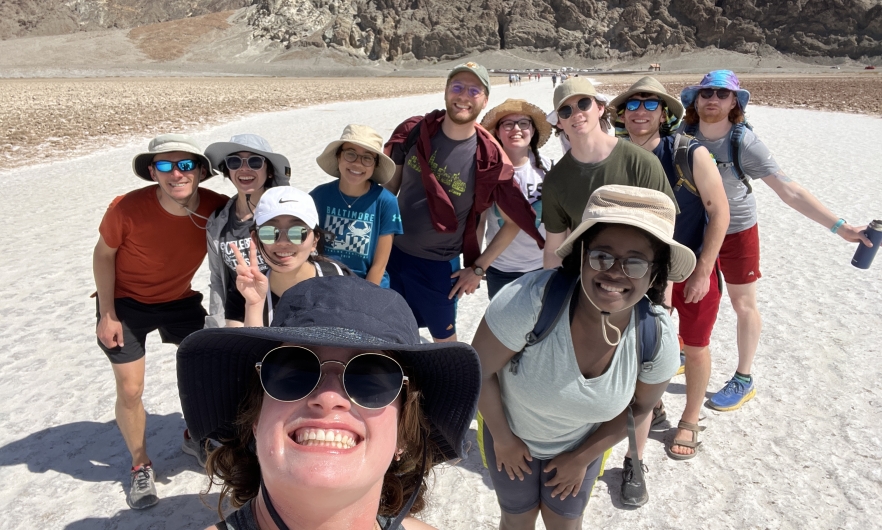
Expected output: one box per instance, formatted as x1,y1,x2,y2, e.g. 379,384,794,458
680,70,750,111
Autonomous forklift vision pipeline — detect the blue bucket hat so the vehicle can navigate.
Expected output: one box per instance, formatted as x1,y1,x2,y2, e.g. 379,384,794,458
680,70,750,111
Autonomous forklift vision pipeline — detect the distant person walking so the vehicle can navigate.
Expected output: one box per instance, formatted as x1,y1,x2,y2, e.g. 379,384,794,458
93,134,227,509
551,73,558,87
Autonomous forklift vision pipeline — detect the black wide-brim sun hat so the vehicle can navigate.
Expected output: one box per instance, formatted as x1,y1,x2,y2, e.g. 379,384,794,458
177,275,481,462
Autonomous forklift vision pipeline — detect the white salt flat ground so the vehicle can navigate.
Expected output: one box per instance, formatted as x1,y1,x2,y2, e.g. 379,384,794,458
0,79,880,529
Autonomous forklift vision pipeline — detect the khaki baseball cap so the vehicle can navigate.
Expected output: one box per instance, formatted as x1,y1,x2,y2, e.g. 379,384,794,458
447,62,491,95
553,78,598,111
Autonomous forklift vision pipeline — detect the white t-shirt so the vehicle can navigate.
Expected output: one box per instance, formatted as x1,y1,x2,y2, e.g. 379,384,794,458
485,153,549,272
484,270,680,459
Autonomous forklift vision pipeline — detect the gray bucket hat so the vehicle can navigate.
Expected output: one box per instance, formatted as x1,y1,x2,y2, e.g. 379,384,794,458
205,134,291,187
131,134,213,182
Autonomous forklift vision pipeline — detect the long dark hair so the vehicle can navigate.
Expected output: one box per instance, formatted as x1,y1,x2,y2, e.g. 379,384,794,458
493,117,546,172
561,223,670,306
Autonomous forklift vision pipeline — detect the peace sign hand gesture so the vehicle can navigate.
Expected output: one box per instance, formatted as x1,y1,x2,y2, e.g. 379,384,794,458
231,242,268,307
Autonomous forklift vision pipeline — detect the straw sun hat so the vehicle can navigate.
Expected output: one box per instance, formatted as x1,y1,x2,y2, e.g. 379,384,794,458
555,185,696,282
316,124,396,185
481,99,552,148
609,76,685,119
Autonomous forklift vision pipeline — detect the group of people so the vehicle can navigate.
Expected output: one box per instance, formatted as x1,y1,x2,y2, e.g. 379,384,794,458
92,62,871,529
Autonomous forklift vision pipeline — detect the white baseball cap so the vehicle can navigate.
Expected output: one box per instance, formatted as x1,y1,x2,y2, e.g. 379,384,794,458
253,186,319,228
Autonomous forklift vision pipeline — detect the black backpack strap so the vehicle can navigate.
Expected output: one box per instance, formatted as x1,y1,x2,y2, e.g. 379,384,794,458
509,268,580,375
635,297,662,371
672,133,699,197
729,122,753,194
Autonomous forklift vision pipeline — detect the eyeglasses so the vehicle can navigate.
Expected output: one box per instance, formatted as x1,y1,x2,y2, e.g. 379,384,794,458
448,82,484,99
153,159,198,172
340,149,377,168
557,97,594,120
255,346,408,409
257,225,310,245
625,99,662,112
499,119,533,132
225,155,266,171
698,88,732,100
586,250,652,279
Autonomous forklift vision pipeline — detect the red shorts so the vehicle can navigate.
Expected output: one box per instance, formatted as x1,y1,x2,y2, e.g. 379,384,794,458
672,262,722,348
719,223,762,285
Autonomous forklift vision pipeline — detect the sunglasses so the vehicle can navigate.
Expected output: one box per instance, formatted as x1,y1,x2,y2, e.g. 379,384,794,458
257,225,310,245
557,97,594,120
448,82,484,99
225,155,266,171
255,346,408,409
624,99,662,112
153,159,198,172
499,119,533,132
586,250,651,279
698,88,732,100
340,149,377,168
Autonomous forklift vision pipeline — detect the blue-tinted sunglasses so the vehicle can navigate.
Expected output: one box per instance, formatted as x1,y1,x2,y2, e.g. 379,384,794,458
153,159,198,172
625,99,662,112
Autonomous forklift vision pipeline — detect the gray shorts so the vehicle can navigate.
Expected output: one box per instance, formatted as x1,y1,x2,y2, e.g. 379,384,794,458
482,423,604,519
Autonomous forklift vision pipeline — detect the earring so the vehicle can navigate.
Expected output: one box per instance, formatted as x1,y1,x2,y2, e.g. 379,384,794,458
394,448,404,461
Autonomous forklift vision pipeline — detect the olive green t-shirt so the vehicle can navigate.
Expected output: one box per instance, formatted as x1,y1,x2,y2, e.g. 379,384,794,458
542,139,678,233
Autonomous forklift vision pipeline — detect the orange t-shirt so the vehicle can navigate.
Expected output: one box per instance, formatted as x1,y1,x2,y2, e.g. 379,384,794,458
99,185,229,304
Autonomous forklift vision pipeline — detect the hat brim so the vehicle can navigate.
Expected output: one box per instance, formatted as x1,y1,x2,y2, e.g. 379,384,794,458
205,142,291,186
481,100,552,148
610,88,684,120
554,217,696,282
177,325,480,462
132,152,213,182
680,86,750,112
315,140,396,185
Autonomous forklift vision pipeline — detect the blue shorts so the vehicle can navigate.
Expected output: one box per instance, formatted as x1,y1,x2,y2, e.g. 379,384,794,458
387,245,458,340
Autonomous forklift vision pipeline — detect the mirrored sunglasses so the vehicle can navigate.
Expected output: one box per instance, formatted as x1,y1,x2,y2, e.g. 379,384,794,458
499,119,533,132
625,99,662,112
698,88,732,100
255,346,408,409
257,225,310,245
557,97,594,120
153,159,198,172
225,155,266,171
340,149,377,167
448,82,484,98
587,249,651,279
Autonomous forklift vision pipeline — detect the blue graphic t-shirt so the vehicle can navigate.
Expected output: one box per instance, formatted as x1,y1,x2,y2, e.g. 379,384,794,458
310,181,403,288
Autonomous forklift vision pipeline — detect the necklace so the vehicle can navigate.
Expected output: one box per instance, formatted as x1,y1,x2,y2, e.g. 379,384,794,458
634,132,658,148
338,187,365,209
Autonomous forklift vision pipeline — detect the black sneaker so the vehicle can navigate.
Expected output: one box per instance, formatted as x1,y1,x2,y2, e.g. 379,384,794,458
127,463,159,510
621,457,649,507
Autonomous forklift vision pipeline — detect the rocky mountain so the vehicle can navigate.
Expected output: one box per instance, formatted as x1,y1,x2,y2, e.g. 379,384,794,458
2,0,880,62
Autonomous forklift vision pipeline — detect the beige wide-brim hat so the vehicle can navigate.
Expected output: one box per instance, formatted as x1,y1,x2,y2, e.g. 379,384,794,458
131,134,213,182
481,99,552,148
316,124,395,185
609,76,685,119
555,185,696,282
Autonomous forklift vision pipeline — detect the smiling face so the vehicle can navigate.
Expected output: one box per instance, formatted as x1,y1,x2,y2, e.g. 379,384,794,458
444,71,488,126
337,142,376,188
557,95,604,140
580,224,656,313
148,151,203,201
254,215,317,273
623,95,665,139
696,87,737,124
228,150,269,195
495,113,534,154
253,345,400,498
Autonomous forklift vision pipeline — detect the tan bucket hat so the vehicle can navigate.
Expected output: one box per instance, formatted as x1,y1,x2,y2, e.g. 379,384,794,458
609,76,685,119
555,185,696,282
553,78,598,111
131,134,213,182
316,124,395,185
481,99,552,148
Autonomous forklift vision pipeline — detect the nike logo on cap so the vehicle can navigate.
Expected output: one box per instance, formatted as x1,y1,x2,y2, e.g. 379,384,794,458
279,199,298,203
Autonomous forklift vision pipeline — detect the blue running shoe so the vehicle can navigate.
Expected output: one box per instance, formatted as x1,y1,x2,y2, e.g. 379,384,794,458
707,377,756,411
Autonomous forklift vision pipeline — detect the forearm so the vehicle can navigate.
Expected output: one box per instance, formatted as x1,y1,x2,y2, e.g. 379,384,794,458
543,231,568,269
478,221,520,269
478,374,517,442
781,182,838,227
695,213,727,275
366,234,394,286
243,302,264,327
93,252,117,318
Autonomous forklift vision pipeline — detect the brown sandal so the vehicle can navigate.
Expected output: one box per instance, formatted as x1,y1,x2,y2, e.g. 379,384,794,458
665,420,705,461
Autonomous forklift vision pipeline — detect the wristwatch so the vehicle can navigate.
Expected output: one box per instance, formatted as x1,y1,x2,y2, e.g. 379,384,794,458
470,264,486,277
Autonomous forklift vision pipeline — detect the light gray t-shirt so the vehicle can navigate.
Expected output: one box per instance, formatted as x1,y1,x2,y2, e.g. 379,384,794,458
391,129,477,260
695,126,781,234
485,270,679,459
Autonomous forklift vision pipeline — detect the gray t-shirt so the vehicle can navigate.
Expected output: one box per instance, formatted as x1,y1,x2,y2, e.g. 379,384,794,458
485,270,679,459
695,126,781,234
391,129,476,260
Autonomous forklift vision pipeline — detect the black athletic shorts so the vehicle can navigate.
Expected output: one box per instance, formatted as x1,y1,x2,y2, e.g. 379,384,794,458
96,294,206,364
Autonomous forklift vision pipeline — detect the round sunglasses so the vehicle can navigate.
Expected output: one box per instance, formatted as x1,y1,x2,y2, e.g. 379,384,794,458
153,159,198,173
255,346,408,409
624,99,662,112
225,155,266,171
698,88,732,100
586,249,651,279
257,225,310,245
557,97,594,120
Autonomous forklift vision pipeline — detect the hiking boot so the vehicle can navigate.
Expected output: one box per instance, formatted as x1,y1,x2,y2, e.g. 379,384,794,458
127,463,159,510
621,457,649,507
181,429,208,468
707,376,756,411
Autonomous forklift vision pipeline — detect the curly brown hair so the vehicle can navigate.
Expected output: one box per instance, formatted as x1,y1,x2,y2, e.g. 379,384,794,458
683,102,745,126
204,357,437,521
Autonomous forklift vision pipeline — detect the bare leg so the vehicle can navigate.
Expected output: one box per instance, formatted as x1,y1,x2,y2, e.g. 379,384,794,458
627,409,653,460
725,282,761,375
111,358,150,467
499,507,540,530
539,503,583,530
670,344,711,456
433,332,458,343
